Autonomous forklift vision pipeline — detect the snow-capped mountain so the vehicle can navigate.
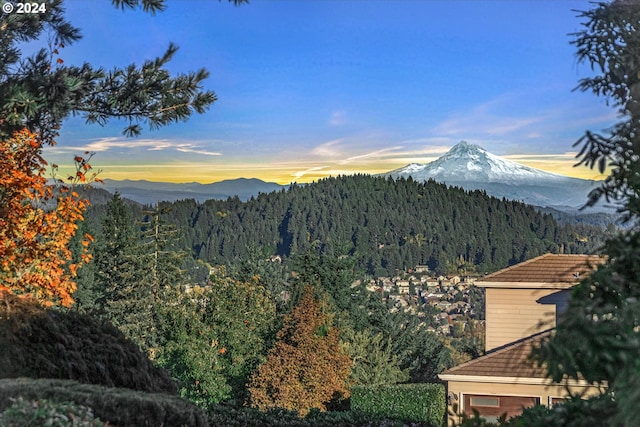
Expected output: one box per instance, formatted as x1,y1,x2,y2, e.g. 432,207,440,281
385,141,605,212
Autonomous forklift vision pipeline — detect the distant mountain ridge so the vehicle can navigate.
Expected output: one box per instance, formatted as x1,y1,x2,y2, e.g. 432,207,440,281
384,141,606,213
100,178,284,205
153,174,607,275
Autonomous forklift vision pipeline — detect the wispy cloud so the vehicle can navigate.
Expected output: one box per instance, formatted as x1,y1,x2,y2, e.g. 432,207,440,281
175,147,222,156
309,136,454,169
429,91,619,153
293,166,328,179
504,152,609,180
47,137,222,156
504,152,580,162
433,98,547,138
310,139,346,158
339,146,404,164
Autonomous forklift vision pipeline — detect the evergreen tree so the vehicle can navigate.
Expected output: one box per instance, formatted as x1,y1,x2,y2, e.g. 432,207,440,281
68,219,98,312
157,175,607,278
93,193,152,351
158,270,277,407
0,0,249,144
341,329,409,386
1,0,245,309
378,309,454,383
226,244,290,310
533,3,640,427
157,285,231,407
139,207,187,288
290,245,382,338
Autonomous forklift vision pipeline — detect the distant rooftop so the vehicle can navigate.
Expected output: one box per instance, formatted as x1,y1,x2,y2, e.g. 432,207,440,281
477,253,605,288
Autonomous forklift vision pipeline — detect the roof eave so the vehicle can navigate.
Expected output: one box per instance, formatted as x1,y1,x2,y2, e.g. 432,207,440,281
438,373,592,387
476,281,577,289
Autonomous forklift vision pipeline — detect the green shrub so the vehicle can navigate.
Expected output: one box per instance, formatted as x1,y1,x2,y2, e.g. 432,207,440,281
351,383,445,426
207,404,414,426
0,378,208,427
0,292,176,393
0,397,104,427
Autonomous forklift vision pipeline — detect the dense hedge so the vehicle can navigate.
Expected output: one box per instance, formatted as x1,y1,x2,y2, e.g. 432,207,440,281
0,378,208,427
0,292,176,393
207,405,425,426
351,384,445,426
0,397,104,427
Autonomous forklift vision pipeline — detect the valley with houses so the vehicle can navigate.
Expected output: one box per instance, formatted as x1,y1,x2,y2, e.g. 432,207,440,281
2,1,639,426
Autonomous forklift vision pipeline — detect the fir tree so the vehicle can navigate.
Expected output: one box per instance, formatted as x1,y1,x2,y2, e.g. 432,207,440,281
341,329,409,386
0,0,248,143
94,193,149,350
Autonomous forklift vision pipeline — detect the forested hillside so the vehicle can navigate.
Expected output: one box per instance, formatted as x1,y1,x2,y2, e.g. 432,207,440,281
135,175,607,276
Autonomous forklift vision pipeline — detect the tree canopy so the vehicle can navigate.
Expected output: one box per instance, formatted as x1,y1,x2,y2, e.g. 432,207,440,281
0,0,242,305
0,0,233,144
522,2,640,426
150,175,606,277
248,286,351,416
0,129,94,306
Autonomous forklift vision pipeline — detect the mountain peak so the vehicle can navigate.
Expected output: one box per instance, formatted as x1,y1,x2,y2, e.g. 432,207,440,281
449,140,482,152
384,141,601,210
391,141,567,184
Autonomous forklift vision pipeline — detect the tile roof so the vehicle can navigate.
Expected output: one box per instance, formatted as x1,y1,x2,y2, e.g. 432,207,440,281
440,330,550,379
478,253,605,285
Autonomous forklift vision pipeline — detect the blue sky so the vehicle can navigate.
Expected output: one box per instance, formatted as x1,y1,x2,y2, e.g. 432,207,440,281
42,0,617,184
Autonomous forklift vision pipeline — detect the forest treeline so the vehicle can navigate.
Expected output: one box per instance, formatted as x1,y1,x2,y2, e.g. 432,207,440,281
64,173,611,413
90,175,609,277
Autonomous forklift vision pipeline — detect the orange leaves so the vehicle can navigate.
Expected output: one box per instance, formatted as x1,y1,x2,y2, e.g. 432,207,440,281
0,129,95,307
248,286,352,416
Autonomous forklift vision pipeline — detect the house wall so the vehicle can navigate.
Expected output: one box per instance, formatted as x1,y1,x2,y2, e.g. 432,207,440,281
445,379,599,426
485,288,560,351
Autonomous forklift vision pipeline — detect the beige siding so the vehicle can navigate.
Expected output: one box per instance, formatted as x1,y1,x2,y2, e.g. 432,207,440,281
485,288,558,351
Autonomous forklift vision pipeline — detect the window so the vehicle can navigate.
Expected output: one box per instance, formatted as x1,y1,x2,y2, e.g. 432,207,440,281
470,396,500,407
550,397,566,407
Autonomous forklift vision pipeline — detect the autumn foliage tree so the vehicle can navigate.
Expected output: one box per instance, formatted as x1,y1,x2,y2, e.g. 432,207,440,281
1,0,240,307
0,129,96,307
248,286,351,416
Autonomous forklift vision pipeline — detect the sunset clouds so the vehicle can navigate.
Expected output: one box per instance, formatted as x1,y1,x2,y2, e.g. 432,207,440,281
46,1,611,184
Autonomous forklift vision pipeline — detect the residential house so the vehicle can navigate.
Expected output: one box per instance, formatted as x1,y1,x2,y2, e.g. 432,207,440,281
396,280,410,295
415,265,430,273
447,301,469,315
439,253,605,425
366,279,379,293
426,279,440,292
380,277,393,293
